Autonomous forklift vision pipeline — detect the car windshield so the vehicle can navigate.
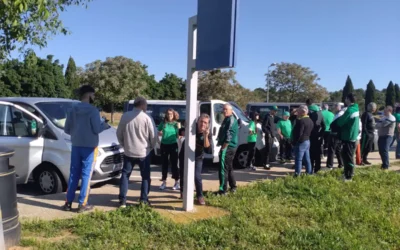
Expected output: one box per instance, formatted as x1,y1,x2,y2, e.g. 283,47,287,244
230,103,249,123
35,102,75,129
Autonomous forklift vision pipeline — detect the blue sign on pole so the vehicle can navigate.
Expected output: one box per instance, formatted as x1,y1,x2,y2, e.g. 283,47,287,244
196,0,238,71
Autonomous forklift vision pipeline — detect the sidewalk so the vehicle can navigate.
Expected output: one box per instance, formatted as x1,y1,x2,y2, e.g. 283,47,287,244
17,150,399,222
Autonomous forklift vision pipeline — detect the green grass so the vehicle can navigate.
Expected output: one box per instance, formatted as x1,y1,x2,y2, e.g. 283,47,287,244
21,167,400,249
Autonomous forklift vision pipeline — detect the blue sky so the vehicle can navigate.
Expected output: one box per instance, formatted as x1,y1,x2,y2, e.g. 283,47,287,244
21,0,400,92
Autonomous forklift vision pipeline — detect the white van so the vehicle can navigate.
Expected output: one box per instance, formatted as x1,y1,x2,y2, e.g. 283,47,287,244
0,98,124,194
124,100,279,168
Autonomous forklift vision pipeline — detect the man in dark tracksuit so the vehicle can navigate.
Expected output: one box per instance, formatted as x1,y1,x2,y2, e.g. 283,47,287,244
262,106,278,170
216,104,238,195
361,102,376,165
306,101,326,173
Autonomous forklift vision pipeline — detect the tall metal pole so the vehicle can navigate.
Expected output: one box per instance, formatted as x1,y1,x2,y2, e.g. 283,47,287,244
183,16,198,212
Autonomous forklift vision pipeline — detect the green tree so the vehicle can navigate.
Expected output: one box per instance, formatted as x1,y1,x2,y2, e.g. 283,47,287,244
386,81,396,107
0,0,91,59
267,62,329,102
0,51,68,97
158,73,186,100
198,69,263,109
326,90,342,102
65,56,80,98
365,80,376,111
82,56,151,123
395,83,400,103
342,75,354,103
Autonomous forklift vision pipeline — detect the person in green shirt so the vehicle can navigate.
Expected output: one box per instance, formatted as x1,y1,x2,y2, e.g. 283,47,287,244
277,111,292,163
158,108,180,191
246,112,259,170
216,104,238,195
393,106,400,158
322,104,335,157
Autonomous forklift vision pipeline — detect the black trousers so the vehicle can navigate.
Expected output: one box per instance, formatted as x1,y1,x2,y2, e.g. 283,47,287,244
310,137,322,173
279,137,292,160
361,132,374,162
246,142,256,167
323,131,330,156
219,148,237,192
341,141,356,179
263,136,274,166
161,143,179,181
327,134,343,168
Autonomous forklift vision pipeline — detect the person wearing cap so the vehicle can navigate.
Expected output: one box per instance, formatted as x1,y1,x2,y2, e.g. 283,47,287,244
117,97,157,207
63,85,110,213
306,99,326,173
335,93,360,181
321,104,334,157
246,112,259,170
277,111,292,163
262,106,278,170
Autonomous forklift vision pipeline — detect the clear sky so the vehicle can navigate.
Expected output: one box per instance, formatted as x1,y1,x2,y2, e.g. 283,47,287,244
22,0,400,92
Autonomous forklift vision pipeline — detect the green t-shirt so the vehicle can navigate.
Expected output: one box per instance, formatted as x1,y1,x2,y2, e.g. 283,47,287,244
277,119,292,139
158,122,178,144
247,121,257,143
394,113,400,134
322,110,334,132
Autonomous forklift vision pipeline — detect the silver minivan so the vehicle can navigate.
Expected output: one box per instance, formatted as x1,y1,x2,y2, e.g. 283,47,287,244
0,97,124,194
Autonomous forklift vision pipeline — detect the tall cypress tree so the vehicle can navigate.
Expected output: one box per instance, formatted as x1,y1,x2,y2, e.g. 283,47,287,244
65,56,80,98
385,81,396,107
395,83,400,104
365,80,376,110
342,75,354,103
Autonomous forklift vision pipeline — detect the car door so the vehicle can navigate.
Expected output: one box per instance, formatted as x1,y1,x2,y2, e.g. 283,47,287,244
0,102,44,184
210,101,226,162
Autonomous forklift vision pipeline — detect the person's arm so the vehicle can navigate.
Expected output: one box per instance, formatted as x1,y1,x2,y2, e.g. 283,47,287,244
335,109,351,128
90,109,108,135
116,115,125,147
277,122,283,139
221,117,234,150
204,129,211,149
64,110,71,135
320,114,326,137
377,116,395,128
261,116,267,134
149,116,157,149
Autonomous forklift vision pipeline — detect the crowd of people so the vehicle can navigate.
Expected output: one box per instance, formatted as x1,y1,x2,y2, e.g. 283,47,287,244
61,85,399,212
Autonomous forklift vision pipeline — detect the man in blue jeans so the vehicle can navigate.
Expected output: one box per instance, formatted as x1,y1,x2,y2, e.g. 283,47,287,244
63,85,110,213
376,106,396,169
117,97,157,207
291,105,314,176
179,114,212,205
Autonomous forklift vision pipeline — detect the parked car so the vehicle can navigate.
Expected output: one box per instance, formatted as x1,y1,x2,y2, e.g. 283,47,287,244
124,100,279,168
0,98,124,194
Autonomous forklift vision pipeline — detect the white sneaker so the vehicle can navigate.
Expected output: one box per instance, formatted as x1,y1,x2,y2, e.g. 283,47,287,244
159,181,167,190
173,182,180,190
251,166,257,171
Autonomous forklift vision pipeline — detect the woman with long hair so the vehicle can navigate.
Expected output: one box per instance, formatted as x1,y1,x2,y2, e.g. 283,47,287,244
158,108,180,190
246,112,259,170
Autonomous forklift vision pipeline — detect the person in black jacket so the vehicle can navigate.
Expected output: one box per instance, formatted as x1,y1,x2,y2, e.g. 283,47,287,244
306,99,326,173
262,106,278,170
361,102,377,165
292,105,314,176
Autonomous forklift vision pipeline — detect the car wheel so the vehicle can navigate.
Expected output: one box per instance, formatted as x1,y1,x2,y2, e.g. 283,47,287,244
35,166,63,194
234,147,249,169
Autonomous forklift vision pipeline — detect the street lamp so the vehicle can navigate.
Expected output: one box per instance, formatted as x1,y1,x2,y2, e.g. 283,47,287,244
266,63,277,103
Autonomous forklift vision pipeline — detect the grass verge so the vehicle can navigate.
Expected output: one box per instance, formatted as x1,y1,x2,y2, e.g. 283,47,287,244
20,167,400,249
